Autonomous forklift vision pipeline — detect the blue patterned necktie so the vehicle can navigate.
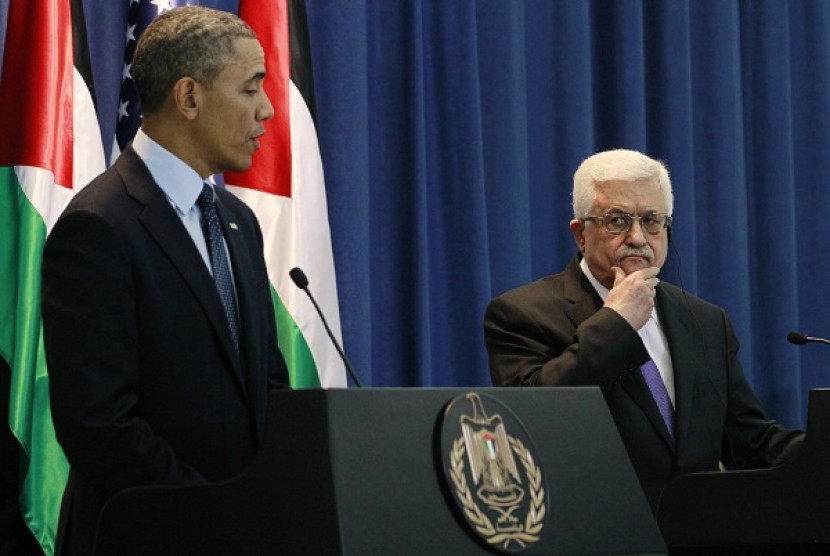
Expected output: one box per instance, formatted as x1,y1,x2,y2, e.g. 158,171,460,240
197,184,240,352
641,359,674,439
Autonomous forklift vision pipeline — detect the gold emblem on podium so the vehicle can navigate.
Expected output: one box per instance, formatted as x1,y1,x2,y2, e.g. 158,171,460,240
439,392,547,553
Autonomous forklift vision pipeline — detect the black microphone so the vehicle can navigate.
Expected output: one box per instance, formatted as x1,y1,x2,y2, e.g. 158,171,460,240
787,331,830,346
289,267,362,387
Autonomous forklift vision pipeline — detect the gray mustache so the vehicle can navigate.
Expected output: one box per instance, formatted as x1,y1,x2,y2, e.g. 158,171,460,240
619,249,652,259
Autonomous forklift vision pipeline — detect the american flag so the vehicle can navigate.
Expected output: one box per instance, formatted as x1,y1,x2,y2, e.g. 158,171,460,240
112,0,198,165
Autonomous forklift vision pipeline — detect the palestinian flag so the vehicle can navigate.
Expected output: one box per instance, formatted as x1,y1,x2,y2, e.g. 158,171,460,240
227,0,347,388
0,0,105,553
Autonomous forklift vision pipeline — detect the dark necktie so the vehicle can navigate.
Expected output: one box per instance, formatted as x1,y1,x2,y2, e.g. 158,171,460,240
197,184,240,351
641,359,674,439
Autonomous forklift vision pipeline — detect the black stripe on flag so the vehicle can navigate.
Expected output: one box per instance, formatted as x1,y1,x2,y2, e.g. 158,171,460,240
71,0,97,110
288,0,318,125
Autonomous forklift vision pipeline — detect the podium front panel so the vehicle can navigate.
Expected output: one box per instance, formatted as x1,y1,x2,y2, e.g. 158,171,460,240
95,387,665,555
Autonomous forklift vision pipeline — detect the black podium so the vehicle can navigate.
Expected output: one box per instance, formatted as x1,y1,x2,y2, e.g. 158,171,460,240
94,387,665,555
657,389,830,553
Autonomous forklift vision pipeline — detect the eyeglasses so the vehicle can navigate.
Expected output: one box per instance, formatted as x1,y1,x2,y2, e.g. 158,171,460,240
581,211,672,235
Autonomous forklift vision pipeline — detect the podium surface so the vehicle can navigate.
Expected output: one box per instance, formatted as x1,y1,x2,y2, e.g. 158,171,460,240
95,387,665,555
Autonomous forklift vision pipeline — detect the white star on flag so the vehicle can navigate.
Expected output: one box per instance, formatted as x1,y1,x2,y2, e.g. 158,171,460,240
151,0,173,14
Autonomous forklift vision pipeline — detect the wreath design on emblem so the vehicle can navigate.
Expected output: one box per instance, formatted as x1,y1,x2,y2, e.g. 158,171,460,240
450,435,546,550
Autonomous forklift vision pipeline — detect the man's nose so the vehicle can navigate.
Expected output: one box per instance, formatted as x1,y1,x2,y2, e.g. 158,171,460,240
625,219,647,245
259,92,275,121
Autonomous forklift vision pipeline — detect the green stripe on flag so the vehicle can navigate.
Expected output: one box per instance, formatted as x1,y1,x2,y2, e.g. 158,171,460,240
270,285,321,389
1,167,68,555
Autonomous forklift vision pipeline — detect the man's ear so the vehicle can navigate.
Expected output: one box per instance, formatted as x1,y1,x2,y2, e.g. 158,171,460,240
171,77,199,121
569,219,586,253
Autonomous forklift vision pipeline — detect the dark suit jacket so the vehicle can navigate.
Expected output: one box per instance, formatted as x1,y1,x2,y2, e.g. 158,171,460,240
484,255,802,511
42,147,289,555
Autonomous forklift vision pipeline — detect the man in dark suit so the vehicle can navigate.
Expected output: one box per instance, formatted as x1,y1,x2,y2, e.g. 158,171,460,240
41,7,289,555
484,148,802,512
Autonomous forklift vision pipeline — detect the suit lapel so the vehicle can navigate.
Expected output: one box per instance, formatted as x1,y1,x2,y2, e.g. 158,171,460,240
655,285,704,452
115,149,248,397
215,195,273,443
214,193,256,384
562,257,605,326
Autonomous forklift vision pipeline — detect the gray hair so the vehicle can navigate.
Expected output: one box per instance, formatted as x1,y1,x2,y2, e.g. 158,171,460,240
133,6,257,115
572,149,674,217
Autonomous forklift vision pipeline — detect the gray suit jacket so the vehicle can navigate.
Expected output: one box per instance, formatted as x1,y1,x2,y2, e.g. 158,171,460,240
484,255,802,511
43,146,290,555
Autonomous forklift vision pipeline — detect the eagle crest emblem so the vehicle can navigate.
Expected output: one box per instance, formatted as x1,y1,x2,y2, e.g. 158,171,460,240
439,392,547,553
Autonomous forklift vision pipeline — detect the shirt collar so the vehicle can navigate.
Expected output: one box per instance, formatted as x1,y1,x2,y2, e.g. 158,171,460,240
131,128,212,213
580,257,610,300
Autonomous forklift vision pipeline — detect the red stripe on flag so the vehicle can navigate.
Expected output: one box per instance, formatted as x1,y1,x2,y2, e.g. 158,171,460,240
0,0,74,188
227,0,292,198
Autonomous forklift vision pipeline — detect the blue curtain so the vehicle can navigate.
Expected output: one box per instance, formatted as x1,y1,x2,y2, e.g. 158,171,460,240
307,0,830,430
40,0,830,428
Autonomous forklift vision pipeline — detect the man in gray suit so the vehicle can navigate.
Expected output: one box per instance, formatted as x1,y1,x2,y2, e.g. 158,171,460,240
42,7,289,554
484,149,802,512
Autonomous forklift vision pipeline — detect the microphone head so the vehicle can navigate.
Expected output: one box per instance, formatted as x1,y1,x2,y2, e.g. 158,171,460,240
787,331,809,345
289,267,309,290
